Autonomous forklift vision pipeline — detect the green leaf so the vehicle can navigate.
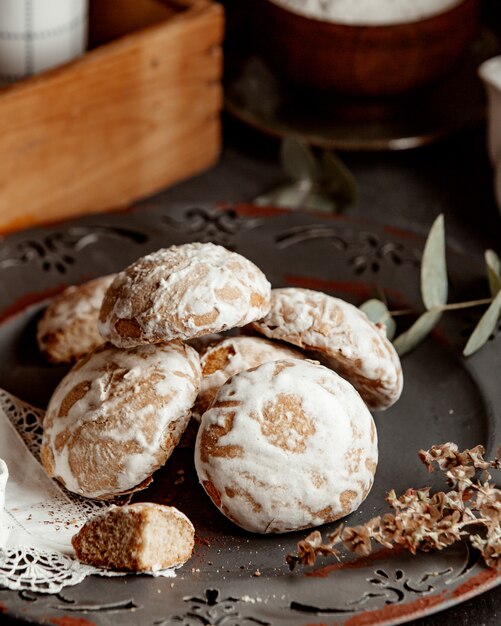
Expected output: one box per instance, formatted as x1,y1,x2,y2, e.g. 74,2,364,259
421,214,448,310
281,137,319,183
485,249,501,297
463,290,501,357
393,308,442,357
321,151,357,209
359,299,396,340
254,180,313,209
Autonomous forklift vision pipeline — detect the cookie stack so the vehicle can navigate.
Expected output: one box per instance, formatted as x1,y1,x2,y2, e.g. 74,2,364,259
37,242,403,569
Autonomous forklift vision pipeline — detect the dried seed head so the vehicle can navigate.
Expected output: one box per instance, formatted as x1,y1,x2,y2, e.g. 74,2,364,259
287,443,501,571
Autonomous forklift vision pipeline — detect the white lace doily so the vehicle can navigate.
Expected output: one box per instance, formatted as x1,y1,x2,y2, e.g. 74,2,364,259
0,389,175,594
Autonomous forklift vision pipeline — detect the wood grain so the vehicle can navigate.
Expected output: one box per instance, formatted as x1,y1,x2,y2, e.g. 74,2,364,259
0,0,224,233
257,0,479,95
89,0,180,48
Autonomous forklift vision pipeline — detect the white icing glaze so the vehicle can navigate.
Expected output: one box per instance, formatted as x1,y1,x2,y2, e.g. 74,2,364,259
37,275,116,363
252,288,403,411
99,243,271,347
195,359,378,533
195,335,305,418
42,342,201,499
269,0,464,25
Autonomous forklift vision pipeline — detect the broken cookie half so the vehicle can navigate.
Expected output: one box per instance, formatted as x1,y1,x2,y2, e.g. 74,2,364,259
72,503,195,572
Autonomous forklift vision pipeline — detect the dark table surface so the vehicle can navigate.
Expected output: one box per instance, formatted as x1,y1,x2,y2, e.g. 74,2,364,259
2,119,500,626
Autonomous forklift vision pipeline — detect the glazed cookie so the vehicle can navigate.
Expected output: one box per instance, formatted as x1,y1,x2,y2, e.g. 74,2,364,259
37,275,115,364
195,359,378,533
41,341,201,499
195,335,305,417
72,503,195,572
251,288,403,411
99,243,271,348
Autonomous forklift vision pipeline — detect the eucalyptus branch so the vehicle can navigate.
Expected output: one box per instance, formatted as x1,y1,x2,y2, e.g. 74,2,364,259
389,298,495,317
360,215,501,357
437,298,494,312
253,137,357,213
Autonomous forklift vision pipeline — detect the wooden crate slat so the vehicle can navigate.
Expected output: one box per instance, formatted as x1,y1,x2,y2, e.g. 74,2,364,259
0,0,224,232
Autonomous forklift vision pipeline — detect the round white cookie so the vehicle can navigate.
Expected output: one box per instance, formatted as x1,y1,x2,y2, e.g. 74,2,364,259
99,243,271,348
37,275,115,364
251,288,403,411
195,335,305,418
41,341,201,499
195,359,378,533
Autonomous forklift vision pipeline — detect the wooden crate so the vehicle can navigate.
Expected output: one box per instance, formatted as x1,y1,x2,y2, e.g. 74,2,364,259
0,0,224,233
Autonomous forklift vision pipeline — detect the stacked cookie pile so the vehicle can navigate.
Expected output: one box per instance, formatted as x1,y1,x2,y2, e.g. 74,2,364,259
37,242,403,571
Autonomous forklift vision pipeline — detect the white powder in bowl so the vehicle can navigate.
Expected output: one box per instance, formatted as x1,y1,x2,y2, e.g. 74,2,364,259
269,0,465,25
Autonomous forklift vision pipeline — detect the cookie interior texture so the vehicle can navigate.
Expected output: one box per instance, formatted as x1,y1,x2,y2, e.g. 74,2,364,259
98,243,271,347
72,503,194,572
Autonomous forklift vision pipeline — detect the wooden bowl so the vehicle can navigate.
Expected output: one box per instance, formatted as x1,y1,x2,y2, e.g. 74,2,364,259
257,0,480,96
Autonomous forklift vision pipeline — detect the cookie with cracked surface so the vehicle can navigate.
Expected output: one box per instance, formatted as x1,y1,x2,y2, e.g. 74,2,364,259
99,243,271,348
195,358,378,533
37,275,115,364
250,288,403,411
72,503,194,572
194,335,305,419
41,341,201,499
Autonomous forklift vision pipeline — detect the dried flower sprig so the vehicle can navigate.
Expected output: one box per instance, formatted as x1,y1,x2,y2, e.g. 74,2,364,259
286,443,501,571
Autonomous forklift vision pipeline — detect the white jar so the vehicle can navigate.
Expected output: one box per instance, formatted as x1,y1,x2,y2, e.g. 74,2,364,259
0,0,88,86
479,56,501,214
